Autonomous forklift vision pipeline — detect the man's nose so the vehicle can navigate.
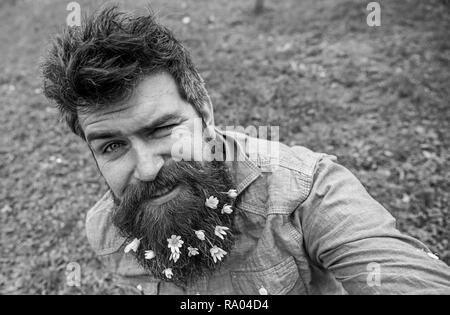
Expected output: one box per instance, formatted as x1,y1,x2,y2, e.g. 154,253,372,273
133,142,164,182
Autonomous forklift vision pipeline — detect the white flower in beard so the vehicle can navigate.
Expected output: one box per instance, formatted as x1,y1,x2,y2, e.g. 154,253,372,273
214,226,230,240
205,196,219,209
124,238,141,253
163,268,173,279
167,235,184,253
195,230,206,241
226,189,238,198
187,247,199,257
221,204,233,214
210,246,227,263
144,250,156,260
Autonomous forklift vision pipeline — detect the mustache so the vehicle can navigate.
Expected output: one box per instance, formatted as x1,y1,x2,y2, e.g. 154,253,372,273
114,160,205,206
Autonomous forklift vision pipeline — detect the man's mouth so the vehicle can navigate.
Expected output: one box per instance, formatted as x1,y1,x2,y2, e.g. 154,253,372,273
148,184,181,205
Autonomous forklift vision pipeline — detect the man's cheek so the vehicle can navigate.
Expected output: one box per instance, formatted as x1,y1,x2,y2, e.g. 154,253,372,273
98,161,131,199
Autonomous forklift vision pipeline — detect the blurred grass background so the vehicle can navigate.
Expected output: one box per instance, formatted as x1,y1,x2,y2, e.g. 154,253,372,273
0,0,449,294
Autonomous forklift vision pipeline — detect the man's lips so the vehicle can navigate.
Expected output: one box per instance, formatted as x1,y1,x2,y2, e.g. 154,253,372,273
147,185,181,205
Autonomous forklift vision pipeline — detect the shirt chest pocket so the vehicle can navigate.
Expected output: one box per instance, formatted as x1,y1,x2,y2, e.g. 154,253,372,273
230,256,301,295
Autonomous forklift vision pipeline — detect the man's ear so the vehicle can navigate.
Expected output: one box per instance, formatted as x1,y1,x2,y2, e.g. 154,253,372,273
198,92,217,140
199,92,215,127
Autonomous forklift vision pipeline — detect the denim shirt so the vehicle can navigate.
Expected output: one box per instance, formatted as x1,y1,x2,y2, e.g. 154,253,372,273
86,130,450,295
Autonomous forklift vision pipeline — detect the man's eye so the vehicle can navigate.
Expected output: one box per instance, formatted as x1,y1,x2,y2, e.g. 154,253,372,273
153,124,177,136
103,142,123,154
159,124,177,131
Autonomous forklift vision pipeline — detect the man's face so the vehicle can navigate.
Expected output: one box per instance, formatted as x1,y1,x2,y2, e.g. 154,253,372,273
79,72,237,284
80,71,201,201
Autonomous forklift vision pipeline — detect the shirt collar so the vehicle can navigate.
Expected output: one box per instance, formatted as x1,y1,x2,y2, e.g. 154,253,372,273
214,127,262,196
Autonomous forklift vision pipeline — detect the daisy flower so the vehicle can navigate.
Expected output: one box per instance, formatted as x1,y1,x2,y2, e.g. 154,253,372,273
210,246,227,263
205,196,219,209
195,230,206,241
221,204,233,214
162,268,173,279
214,226,230,240
167,235,184,253
124,238,141,253
226,189,238,198
144,250,155,260
187,247,199,257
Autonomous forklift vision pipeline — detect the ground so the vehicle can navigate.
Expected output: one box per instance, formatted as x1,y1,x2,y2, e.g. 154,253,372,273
0,0,449,294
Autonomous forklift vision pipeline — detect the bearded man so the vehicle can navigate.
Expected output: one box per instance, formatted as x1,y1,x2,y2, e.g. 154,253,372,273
41,6,450,295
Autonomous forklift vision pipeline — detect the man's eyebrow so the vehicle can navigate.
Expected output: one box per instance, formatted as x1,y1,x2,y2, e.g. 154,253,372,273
85,113,181,144
85,130,123,144
138,113,181,135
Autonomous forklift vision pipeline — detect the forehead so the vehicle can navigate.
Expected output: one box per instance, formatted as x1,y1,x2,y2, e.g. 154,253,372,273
79,72,185,135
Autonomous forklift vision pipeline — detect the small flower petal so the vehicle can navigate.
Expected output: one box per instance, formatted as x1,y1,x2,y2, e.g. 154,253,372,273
214,226,230,240
169,251,180,263
124,238,140,253
227,189,238,198
221,204,233,214
144,250,156,260
195,230,206,241
205,196,219,209
163,268,173,279
188,246,199,257
210,245,227,263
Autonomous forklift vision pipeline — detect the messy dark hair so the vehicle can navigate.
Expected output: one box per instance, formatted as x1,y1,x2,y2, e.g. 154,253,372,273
41,6,209,138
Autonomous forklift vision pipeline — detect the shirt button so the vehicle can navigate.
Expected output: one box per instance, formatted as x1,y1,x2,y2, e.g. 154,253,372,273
258,287,268,295
136,284,143,291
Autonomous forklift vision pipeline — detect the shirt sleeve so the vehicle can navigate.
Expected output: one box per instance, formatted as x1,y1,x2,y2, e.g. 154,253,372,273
299,154,450,294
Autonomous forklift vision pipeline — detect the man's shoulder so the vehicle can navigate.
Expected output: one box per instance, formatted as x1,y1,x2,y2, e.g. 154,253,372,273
229,131,333,215
235,133,328,181
226,130,327,176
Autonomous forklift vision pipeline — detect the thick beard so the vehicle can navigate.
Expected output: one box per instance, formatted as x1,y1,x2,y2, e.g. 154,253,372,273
111,160,237,286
